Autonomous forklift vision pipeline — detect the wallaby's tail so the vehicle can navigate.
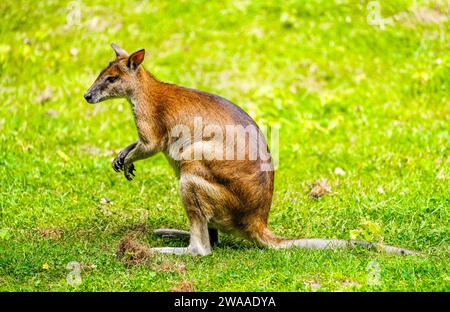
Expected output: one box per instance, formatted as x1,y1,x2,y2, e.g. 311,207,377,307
251,225,419,256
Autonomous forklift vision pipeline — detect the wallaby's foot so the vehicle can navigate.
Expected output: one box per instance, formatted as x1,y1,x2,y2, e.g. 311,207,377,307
123,163,136,181
150,245,211,256
154,229,190,238
150,247,189,255
187,244,211,256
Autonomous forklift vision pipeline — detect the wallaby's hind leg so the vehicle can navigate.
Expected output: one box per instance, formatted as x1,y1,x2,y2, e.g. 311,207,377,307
150,174,213,256
150,218,211,256
186,216,211,256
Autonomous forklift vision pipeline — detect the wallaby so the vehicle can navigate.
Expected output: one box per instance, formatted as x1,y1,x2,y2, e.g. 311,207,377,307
84,43,417,256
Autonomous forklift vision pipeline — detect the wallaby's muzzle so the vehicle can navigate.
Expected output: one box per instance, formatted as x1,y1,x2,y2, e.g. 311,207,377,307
84,92,94,103
84,86,103,103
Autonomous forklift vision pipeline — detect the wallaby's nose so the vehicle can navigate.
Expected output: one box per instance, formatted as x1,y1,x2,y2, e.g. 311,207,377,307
84,92,93,102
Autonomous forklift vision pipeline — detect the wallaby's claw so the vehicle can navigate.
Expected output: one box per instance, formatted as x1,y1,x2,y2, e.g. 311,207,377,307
112,152,126,172
112,158,122,172
124,163,136,181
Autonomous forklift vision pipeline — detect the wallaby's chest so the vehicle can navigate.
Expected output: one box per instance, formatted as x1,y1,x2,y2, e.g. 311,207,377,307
131,103,166,150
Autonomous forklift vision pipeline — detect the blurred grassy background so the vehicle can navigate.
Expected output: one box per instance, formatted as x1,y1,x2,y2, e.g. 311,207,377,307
0,0,449,291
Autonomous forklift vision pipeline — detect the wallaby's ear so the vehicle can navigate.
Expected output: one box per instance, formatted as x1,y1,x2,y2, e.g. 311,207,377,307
127,49,145,70
111,43,128,57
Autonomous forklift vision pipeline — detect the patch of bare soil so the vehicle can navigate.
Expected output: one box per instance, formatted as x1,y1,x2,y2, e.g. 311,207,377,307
116,225,188,273
116,226,152,266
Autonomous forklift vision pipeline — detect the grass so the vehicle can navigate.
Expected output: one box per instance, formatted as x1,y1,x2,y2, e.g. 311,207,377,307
0,0,449,291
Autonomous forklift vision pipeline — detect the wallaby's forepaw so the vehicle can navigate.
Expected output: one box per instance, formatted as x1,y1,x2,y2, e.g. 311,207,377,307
112,155,124,172
124,163,136,181
112,148,130,172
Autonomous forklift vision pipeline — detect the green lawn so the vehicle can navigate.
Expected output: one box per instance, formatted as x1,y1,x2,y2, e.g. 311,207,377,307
0,0,449,291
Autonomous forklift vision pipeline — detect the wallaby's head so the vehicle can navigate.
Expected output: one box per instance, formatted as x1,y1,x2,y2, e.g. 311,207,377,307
84,43,145,104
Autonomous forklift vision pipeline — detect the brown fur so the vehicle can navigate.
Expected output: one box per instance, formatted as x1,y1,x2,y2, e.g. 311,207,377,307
85,44,418,256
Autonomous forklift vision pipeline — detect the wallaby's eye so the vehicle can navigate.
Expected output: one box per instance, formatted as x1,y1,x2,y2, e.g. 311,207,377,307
106,76,119,83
